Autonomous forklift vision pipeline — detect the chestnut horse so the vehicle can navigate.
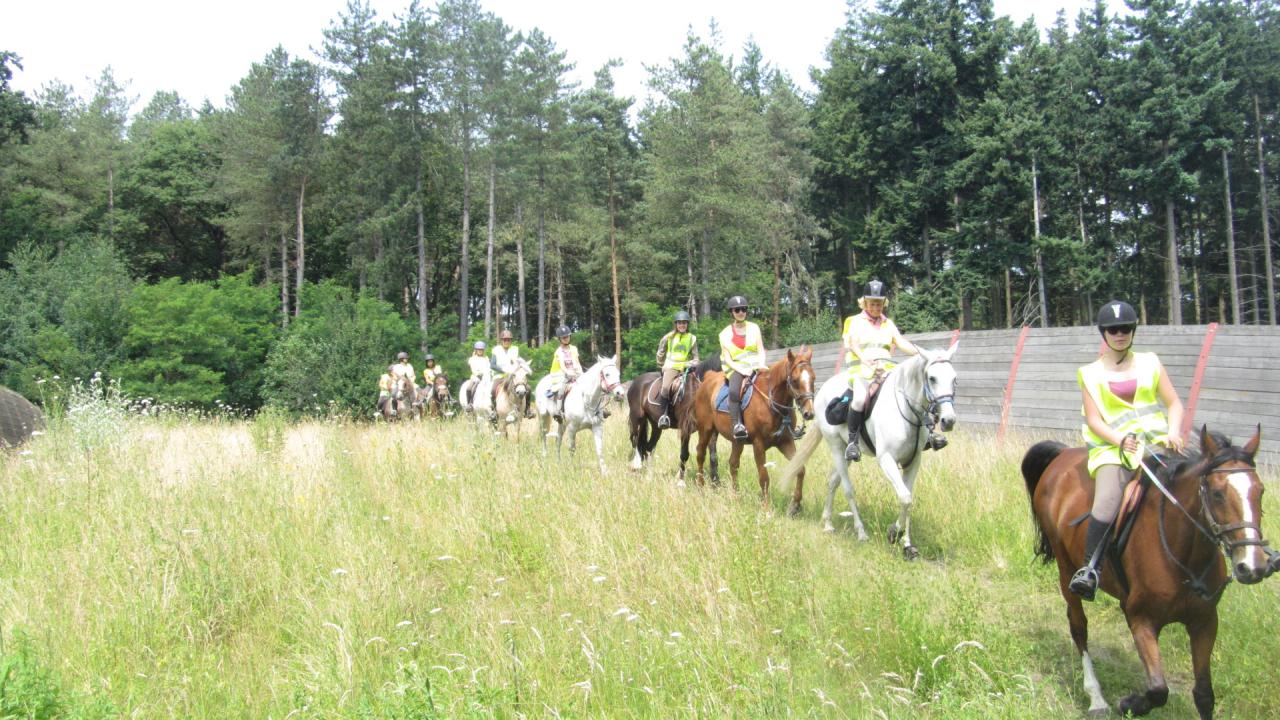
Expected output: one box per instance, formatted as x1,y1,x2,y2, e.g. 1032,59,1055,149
626,365,701,478
418,372,454,419
692,347,816,510
1023,426,1278,719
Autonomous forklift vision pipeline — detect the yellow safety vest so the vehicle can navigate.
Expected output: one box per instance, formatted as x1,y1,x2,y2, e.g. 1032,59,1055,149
843,313,899,380
1078,352,1169,473
663,332,695,370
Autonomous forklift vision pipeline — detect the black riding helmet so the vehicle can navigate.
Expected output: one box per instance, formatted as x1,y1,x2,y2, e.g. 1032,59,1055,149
1096,300,1138,331
673,310,691,323
727,295,748,311
862,280,886,300
556,325,572,338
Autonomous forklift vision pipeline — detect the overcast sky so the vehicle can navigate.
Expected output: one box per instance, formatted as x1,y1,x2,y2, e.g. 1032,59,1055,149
5,0,1102,115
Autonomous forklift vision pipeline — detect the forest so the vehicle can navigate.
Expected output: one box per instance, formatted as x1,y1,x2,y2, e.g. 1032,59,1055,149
1,0,1277,413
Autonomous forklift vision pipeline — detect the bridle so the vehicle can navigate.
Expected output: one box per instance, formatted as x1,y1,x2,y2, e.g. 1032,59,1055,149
896,356,955,431
757,357,814,440
1140,452,1277,600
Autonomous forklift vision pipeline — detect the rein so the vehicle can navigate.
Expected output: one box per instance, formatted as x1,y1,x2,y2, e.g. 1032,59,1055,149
894,357,954,434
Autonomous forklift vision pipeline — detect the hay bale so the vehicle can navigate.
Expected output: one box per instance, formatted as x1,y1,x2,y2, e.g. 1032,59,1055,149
0,386,45,449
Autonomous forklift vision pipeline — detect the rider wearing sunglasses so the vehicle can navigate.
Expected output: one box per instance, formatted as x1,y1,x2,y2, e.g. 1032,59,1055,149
719,296,767,440
1070,299,1185,600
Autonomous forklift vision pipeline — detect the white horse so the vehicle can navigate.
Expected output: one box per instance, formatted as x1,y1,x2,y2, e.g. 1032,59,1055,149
458,373,495,428
778,345,958,559
533,355,625,474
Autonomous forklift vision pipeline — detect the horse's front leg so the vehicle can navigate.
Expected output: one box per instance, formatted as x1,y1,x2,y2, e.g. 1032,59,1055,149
727,441,745,494
752,440,773,508
777,438,804,517
1188,612,1218,720
1119,618,1170,717
878,453,918,559
592,422,608,475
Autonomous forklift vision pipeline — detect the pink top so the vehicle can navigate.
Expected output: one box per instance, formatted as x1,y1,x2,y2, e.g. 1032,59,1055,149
1108,377,1137,404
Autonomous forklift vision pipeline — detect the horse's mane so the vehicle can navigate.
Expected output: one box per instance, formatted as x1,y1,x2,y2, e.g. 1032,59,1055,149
694,355,721,379
1156,430,1254,486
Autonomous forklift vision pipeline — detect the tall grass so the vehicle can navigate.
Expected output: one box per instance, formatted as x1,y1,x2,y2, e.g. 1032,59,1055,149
2,406,1277,718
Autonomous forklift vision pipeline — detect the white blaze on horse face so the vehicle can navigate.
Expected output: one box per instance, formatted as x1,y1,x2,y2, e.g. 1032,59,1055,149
1226,471,1266,574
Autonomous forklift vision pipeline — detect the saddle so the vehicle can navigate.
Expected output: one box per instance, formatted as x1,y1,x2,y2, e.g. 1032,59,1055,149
1070,466,1152,595
647,372,691,407
824,369,887,426
714,374,757,414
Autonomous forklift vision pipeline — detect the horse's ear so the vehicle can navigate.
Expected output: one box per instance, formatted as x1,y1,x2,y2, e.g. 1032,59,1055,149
919,347,936,363
943,341,958,360
1200,424,1221,456
786,348,795,362
1242,423,1261,459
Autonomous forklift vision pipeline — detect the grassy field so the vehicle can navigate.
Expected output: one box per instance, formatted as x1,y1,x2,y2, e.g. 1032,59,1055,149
2,404,1278,719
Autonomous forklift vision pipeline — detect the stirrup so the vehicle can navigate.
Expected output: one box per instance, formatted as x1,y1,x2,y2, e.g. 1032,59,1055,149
657,414,671,429
732,423,748,440
1069,566,1099,601
844,441,861,462
926,432,948,451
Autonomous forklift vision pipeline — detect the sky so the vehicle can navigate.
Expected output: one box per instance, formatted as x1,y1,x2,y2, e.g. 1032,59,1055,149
4,0,1101,116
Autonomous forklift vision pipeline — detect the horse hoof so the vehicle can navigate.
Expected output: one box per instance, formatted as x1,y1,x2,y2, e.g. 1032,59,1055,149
787,503,802,518
902,545,920,561
822,524,835,534
1086,708,1109,719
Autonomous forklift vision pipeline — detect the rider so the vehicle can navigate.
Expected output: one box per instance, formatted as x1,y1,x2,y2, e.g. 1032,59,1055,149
422,353,440,385
547,325,584,421
655,310,700,428
1069,299,1185,601
490,328,533,418
719,295,767,441
464,340,490,410
840,280,941,462
392,351,417,392
376,364,397,414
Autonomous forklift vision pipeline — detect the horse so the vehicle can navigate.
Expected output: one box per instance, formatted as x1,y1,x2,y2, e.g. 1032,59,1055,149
458,373,495,427
691,347,816,508
379,373,413,422
419,372,455,419
1023,426,1279,719
492,359,533,439
776,346,958,559
532,355,625,474
626,365,702,477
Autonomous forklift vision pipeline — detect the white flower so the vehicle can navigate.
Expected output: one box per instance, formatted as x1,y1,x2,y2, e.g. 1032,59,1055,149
397,620,413,628
332,568,348,577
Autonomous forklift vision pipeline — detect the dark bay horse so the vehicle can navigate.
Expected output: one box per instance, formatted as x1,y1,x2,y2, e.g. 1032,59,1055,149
380,374,412,421
418,373,454,419
627,365,703,477
692,347,816,510
1023,426,1278,718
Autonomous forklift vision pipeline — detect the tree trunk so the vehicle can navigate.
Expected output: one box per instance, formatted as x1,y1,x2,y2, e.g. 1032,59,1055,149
1255,93,1276,324
1166,197,1182,325
1004,267,1012,329
537,186,546,344
771,254,781,347
608,173,622,364
699,226,711,319
280,229,289,328
1032,158,1048,328
459,145,473,341
555,236,566,324
416,173,429,342
484,155,496,340
516,203,528,343
686,239,697,322
1222,147,1240,324
295,177,306,318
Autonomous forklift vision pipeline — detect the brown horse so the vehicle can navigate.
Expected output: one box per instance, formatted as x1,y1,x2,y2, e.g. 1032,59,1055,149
380,374,413,421
692,347,816,511
417,372,454,419
1023,425,1278,719
626,365,702,477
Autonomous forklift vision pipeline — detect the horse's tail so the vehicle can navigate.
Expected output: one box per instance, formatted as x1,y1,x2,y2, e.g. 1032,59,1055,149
777,425,823,490
1021,440,1066,564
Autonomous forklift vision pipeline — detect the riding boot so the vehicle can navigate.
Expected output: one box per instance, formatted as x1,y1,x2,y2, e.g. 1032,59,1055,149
1069,516,1114,601
553,392,564,423
844,410,864,462
730,402,747,440
657,394,672,429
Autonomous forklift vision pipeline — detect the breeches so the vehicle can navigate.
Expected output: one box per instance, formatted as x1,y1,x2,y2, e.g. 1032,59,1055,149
728,372,746,404
660,369,681,396
1090,464,1128,522
847,376,869,412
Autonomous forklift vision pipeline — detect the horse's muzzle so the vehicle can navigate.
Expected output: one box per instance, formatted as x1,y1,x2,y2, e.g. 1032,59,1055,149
940,416,955,432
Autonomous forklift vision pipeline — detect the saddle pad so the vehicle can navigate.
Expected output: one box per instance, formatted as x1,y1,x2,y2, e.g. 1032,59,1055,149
714,381,755,414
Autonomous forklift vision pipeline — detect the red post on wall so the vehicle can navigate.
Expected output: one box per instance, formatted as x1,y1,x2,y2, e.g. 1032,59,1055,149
1182,322,1218,439
950,328,961,348
998,326,1032,442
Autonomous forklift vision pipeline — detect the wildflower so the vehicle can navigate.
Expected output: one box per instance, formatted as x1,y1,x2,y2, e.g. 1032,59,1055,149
332,568,348,577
